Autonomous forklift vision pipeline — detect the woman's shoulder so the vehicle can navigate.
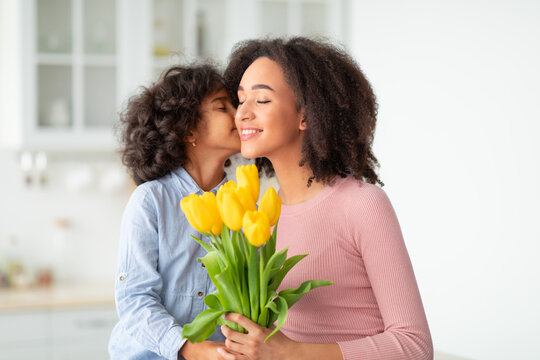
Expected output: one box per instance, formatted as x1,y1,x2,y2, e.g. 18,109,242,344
332,176,389,204
328,176,396,222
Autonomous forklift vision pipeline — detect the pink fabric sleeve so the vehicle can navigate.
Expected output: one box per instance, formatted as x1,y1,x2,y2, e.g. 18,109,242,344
337,186,433,360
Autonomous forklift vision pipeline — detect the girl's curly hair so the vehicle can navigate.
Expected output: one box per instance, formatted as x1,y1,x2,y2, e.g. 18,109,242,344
224,37,382,186
119,64,224,185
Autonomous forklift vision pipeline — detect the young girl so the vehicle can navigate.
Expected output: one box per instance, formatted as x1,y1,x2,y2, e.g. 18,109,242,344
217,38,433,360
108,64,239,360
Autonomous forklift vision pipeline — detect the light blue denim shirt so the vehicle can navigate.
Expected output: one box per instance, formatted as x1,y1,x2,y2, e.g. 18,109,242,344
109,167,227,360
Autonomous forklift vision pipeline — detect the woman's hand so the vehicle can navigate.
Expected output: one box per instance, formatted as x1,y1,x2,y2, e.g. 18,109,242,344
216,313,298,360
180,340,228,360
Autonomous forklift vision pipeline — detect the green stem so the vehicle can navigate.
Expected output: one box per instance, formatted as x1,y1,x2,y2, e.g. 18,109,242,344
259,247,267,325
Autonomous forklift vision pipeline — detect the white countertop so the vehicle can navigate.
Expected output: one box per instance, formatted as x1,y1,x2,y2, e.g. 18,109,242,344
0,283,115,312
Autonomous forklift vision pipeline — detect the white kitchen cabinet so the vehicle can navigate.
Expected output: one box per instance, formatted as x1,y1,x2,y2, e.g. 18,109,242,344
0,0,345,152
1,0,123,152
147,0,346,74
0,306,117,360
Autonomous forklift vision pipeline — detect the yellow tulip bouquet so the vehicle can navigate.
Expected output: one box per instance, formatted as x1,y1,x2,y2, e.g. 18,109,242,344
180,164,332,343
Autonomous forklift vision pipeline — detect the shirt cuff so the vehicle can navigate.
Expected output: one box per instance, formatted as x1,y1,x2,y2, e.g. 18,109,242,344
159,324,186,360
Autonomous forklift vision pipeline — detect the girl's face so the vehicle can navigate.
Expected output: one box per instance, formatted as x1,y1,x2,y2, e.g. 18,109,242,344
194,87,240,157
235,57,305,160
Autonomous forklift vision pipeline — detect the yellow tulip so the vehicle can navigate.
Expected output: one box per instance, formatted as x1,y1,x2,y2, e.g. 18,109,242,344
216,181,237,221
216,181,257,231
200,192,223,235
180,192,222,235
243,211,271,247
217,186,245,231
221,180,237,190
258,187,281,226
236,164,260,203
235,186,256,212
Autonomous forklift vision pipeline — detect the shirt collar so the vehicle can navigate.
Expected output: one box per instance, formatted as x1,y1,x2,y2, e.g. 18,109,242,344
173,167,228,195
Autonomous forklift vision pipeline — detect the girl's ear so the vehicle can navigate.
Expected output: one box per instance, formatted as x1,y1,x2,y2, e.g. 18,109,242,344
298,109,307,131
185,131,197,146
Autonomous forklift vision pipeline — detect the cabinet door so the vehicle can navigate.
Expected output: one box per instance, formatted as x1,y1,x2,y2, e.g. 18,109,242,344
150,0,227,77
0,311,50,359
0,343,50,360
7,0,120,151
257,0,343,39
50,306,117,360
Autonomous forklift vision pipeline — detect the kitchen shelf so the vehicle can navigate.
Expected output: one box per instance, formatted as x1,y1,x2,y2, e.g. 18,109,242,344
0,283,114,312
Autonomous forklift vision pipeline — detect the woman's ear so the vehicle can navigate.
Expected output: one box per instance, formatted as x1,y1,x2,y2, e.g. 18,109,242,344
298,110,307,131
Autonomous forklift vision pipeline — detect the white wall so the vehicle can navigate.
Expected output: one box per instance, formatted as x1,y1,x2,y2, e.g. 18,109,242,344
348,1,540,359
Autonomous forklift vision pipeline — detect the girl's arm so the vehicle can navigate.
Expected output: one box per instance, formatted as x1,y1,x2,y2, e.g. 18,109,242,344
115,186,224,360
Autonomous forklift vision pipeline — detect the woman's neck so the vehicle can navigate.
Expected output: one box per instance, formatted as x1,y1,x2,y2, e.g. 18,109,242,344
270,152,325,205
184,151,227,192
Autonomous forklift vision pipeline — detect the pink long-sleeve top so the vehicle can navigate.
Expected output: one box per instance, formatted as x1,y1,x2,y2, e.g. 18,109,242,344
276,176,433,360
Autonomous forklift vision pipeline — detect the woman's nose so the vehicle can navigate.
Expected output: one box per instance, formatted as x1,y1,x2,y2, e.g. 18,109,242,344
236,104,254,122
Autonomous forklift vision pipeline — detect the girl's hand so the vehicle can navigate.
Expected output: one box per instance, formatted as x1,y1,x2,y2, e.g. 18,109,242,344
180,340,228,360
217,313,297,360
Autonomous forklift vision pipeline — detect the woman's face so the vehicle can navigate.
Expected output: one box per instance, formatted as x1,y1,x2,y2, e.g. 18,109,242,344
194,87,240,157
235,57,305,160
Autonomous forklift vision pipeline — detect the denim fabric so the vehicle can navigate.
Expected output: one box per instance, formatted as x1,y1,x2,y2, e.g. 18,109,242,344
109,167,226,360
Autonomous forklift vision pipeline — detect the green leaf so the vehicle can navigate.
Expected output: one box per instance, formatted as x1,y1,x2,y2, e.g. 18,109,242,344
191,235,213,253
221,225,236,272
262,221,278,264
204,292,223,310
209,234,223,253
230,231,250,317
268,254,308,292
278,280,333,308
201,252,223,283
264,290,279,325
262,247,288,288
231,231,244,269
218,316,247,333
263,295,288,342
182,308,227,343
200,252,237,311
215,262,244,314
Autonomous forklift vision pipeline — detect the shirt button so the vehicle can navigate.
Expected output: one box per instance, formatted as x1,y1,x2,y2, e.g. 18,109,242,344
201,263,206,268
119,276,125,281
198,291,204,297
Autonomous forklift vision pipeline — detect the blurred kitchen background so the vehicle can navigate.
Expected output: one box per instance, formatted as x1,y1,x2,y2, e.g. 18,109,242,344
0,0,539,359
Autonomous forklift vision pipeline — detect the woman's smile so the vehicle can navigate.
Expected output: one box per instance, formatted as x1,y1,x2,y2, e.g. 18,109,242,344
239,127,263,141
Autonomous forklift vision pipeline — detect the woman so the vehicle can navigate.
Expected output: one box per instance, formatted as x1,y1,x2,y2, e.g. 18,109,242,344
217,37,433,360
109,64,239,360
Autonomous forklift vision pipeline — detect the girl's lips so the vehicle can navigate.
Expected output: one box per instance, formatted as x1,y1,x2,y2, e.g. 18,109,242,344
240,128,262,141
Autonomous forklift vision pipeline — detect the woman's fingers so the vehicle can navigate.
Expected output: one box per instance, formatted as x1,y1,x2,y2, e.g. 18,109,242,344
221,324,250,344
223,313,260,334
224,338,245,354
217,346,248,360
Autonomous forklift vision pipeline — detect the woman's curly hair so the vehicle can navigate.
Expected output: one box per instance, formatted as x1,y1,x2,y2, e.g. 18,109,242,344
119,64,224,185
224,37,383,186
